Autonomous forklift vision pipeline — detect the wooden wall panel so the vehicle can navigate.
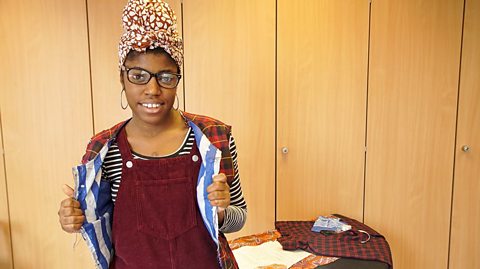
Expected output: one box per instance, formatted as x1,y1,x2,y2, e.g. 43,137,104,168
450,0,480,267
365,0,464,268
0,114,13,269
0,0,94,268
88,0,184,133
183,0,276,238
277,0,369,221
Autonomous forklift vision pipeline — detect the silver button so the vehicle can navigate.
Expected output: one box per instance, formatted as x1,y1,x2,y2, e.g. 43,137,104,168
126,161,133,168
192,155,199,162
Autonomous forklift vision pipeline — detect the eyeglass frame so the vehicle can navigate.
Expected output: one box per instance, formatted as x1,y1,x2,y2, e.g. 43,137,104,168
121,66,182,89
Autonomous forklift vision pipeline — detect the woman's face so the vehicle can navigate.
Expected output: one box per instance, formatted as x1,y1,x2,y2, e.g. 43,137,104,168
122,51,179,126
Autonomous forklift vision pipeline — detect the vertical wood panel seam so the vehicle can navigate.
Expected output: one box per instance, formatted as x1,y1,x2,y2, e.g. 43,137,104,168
447,0,467,268
85,0,96,135
274,0,278,224
0,109,14,269
363,0,373,224
181,0,186,111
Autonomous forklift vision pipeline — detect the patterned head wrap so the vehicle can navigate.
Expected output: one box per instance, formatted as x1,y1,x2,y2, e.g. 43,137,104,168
119,0,183,69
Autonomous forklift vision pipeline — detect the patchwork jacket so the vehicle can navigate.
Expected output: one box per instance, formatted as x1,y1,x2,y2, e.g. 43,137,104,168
72,111,238,269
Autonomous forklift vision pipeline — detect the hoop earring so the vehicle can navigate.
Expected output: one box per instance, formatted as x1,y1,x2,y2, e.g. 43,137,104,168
173,93,179,110
120,88,128,110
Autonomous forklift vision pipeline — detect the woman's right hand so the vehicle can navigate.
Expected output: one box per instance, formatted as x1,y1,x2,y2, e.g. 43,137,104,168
58,184,85,233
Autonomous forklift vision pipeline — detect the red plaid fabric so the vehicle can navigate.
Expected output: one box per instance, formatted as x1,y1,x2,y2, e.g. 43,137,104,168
218,233,240,269
81,121,126,164
276,214,393,268
182,112,235,185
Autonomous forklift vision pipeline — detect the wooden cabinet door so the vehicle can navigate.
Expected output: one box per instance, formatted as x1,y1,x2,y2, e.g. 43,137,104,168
449,0,480,267
365,0,464,268
277,0,370,221
0,0,95,268
183,0,276,238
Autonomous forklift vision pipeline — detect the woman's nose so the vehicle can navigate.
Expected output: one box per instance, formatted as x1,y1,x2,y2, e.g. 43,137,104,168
144,77,162,95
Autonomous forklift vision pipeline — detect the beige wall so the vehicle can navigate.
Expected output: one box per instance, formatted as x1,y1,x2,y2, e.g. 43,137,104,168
0,0,478,268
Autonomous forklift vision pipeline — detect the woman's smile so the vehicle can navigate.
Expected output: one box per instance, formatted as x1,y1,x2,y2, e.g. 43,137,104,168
139,101,167,114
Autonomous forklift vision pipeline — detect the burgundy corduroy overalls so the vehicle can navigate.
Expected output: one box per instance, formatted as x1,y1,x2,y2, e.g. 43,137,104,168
110,127,221,269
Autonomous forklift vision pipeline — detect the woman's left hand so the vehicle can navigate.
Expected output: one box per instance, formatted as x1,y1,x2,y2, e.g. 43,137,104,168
207,173,230,212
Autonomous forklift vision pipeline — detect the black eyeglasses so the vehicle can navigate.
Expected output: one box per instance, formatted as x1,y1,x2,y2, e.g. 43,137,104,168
121,66,181,89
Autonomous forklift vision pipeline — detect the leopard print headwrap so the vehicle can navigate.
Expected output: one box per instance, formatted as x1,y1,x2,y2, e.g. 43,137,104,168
119,0,183,69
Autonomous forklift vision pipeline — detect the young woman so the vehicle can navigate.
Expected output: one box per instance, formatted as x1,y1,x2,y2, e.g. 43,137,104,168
57,1,246,268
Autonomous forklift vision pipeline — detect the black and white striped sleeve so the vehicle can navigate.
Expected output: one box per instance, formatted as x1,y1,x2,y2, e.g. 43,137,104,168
219,135,247,233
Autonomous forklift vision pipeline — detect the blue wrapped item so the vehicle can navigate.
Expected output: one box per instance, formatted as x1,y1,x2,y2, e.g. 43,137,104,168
311,216,352,233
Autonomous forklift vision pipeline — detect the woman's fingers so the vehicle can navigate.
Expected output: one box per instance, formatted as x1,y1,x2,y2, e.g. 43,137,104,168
207,190,229,201
62,184,74,198
59,213,85,233
60,215,85,225
212,174,227,183
61,223,84,233
207,174,230,208
58,206,84,216
60,197,81,209
207,174,230,193
58,190,84,233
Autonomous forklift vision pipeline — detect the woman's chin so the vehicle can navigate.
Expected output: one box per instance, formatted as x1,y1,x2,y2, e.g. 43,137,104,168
132,107,174,126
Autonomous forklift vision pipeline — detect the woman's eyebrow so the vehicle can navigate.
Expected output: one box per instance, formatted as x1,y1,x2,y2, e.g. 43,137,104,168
124,66,176,73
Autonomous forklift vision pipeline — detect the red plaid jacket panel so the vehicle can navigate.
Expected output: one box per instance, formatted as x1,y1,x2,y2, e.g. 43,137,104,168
182,111,235,185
